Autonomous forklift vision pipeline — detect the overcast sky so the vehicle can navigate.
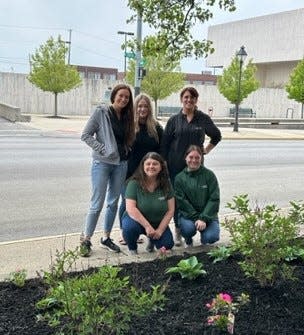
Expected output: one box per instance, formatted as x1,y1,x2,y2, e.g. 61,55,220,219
0,0,303,74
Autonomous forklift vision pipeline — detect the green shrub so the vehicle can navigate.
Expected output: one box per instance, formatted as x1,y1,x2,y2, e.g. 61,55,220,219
165,255,206,280
37,265,166,335
223,194,301,287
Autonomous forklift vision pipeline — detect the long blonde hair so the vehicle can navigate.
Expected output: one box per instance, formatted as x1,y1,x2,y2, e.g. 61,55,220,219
134,94,160,143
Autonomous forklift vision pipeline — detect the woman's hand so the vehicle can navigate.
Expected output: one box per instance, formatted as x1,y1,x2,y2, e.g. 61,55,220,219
195,220,206,231
152,228,163,240
145,225,156,238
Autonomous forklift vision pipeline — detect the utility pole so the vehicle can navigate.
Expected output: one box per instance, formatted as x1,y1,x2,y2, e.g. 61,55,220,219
134,10,142,97
67,29,72,65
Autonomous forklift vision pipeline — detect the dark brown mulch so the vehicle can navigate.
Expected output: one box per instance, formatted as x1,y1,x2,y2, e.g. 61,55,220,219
0,251,303,335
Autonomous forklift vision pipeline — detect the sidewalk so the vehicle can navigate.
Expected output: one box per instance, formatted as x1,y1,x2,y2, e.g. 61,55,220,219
26,114,304,140
1,115,303,281
0,223,232,281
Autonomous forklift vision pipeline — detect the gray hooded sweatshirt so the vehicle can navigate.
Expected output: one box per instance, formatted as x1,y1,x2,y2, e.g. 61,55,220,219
81,105,120,165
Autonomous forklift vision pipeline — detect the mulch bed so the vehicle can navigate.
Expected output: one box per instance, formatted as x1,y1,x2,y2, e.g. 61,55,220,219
0,251,303,335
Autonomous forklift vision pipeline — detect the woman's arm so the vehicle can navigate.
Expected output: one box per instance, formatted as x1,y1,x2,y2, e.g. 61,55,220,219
126,199,155,237
154,197,175,239
81,108,105,154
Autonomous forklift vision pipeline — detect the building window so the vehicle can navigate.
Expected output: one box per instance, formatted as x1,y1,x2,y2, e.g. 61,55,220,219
203,81,215,85
103,73,116,81
88,72,101,79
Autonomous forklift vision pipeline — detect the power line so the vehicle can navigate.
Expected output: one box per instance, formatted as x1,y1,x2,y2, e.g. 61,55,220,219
74,29,121,46
73,44,121,62
0,24,66,31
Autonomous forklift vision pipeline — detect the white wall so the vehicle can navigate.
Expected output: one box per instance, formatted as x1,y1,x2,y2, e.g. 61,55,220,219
207,8,304,68
0,72,302,118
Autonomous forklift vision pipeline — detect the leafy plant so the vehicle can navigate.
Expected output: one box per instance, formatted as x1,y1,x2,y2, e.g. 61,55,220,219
41,247,81,287
223,194,300,287
165,255,206,280
37,265,167,335
158,246,169,260
7,268,27,287
206,292,250,334
207,246,232,263
284,245,304,262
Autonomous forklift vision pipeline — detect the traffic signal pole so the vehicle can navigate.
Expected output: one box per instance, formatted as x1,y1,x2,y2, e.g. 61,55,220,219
134,10,142,97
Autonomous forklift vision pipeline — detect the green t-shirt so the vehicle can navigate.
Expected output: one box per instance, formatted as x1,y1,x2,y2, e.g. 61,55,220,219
124,179,174,229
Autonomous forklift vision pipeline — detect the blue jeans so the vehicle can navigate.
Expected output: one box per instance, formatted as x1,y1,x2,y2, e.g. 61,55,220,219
179,214,220,245
84,159,127,237
122,214,174,251
118,183,127,229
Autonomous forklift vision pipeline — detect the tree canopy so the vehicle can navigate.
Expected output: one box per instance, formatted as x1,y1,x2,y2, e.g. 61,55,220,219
28,36,82,117
286,59,304,118
126,55,185,116
217,57,259,105
127,0,236,61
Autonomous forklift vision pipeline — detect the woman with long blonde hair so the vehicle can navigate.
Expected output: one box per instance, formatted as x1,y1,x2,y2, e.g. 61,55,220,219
119,93,163,248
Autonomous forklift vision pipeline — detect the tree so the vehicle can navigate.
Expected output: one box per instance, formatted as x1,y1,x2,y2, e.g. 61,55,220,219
28,36,82,117
217,57,259,105
127,0,236,61
286,59,304,119
126,55,185,117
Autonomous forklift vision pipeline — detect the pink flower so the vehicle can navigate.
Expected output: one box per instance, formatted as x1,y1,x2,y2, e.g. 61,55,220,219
219,293,232,303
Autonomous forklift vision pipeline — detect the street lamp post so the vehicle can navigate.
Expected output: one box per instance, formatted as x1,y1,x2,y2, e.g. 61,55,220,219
117,31,134,76
234,45,247,132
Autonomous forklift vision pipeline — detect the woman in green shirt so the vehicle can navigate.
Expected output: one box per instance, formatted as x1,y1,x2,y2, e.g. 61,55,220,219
122,152,174,254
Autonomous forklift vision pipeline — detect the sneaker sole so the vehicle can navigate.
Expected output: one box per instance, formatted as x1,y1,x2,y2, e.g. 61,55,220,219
100,241,121,253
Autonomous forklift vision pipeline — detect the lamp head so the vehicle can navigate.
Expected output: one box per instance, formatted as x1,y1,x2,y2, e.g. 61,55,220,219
236,46,247,62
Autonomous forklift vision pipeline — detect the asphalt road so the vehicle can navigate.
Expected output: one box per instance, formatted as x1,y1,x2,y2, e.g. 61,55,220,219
1,127,304,242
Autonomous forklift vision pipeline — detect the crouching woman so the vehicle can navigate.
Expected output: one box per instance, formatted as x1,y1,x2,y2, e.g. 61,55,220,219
174,145,220,247
122,152,174,254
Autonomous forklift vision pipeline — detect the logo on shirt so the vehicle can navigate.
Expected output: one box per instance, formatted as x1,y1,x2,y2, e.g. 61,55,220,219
158,196,166,201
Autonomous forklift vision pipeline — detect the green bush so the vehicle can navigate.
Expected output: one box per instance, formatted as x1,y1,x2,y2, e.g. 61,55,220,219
223,194,301,287
37,264,166,335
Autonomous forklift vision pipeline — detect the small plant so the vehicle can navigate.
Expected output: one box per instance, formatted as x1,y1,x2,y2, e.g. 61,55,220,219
8,269,27,287
37,265,167,335
41,247,80,287
206,292,250,334
223,194,300,287
207,246,232,263
158,246,169,260
284,245,304,262
165,255,206,280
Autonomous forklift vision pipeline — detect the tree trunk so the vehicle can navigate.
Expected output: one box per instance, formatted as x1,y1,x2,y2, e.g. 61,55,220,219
154,99,158,119
54,92,58,117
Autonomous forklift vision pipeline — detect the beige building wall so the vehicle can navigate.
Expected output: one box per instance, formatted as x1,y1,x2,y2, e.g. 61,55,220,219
1,72,302,118
206,8,304,87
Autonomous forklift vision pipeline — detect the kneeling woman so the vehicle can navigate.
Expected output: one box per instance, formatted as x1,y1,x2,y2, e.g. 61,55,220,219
122,152,174,254
174,145,220,247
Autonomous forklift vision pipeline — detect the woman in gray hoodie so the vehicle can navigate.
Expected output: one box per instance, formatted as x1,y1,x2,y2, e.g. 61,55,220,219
80,84,135,256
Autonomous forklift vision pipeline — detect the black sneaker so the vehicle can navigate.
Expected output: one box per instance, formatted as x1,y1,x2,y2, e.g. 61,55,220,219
146,239,155,253
100,238,121,253
80,240,92,257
